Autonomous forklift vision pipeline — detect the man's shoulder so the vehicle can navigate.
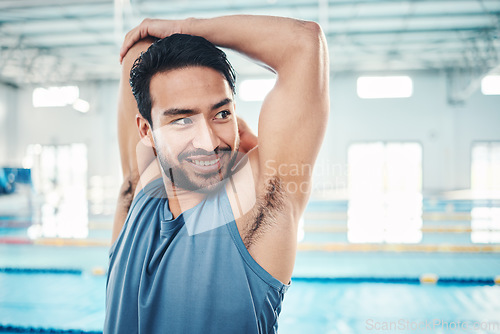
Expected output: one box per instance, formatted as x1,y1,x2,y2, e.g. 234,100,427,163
134,159,162,199
128,177,166,218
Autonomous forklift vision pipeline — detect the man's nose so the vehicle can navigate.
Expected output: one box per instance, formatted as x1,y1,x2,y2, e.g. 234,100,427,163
192,119,220,153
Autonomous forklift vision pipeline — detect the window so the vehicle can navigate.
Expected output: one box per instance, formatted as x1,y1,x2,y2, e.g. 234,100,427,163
471,142,500,191
470,142,500,244
33,86,79,107
347,142,422,243
32,85,89,113
25,144,88,239
239,78,276,101
357,76,413,99
471,207,500,244
481,75,500,95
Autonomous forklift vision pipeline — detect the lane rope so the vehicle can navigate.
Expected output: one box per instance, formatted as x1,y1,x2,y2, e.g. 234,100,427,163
292,276,497,285
1,267,498,285
0,268,81,275
0,325,101,333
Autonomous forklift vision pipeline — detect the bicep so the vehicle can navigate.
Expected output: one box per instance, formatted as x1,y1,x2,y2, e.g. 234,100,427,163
257,30,329,207
258,78,329,173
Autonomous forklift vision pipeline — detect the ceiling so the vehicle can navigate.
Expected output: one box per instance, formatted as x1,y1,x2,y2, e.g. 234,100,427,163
0,0,499,88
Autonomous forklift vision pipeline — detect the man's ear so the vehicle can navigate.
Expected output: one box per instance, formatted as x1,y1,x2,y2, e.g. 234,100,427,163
136,114,157,155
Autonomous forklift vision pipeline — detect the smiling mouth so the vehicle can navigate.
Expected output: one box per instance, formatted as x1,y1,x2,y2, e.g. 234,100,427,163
189,157,221,166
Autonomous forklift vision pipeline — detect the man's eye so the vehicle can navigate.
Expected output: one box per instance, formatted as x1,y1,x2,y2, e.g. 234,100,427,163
215,110,231,119
172,117,193,125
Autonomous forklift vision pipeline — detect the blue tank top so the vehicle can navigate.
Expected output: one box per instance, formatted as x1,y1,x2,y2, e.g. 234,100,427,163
104,177,290,333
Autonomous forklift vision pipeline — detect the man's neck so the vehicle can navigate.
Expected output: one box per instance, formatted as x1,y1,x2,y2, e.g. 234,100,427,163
161,175,206,219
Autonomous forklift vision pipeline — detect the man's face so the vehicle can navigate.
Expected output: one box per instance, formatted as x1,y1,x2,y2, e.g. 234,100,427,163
148,66,240,193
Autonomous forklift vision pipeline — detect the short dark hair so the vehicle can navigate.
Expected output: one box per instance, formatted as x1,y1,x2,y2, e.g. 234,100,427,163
129,34,236,125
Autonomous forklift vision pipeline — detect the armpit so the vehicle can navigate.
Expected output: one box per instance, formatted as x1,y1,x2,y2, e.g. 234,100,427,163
120,174,139,213
242,176,286,248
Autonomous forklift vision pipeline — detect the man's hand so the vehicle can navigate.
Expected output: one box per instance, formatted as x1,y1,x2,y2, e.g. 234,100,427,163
120,19,183,63
237,117,258,154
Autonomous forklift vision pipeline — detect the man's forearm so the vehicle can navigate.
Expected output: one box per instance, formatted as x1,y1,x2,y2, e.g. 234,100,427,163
181,15,323,73
120,15,328,85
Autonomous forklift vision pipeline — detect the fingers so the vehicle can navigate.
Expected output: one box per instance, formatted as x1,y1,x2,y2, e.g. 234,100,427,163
236,117,258,153
119,25,143,63
119,18,182,64
120,19,153,63
237,117,252,135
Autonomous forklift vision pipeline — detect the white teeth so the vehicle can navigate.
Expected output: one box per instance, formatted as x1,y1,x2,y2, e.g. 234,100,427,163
191,158,219,166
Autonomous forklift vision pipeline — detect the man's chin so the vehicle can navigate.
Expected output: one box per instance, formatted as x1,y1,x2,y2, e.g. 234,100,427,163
161,153,237,193
192,178,226,194
166,167,228,193
189,169,230,192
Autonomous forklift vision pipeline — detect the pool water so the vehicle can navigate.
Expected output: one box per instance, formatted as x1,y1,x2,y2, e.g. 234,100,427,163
1,270,499,334
1,196,499,333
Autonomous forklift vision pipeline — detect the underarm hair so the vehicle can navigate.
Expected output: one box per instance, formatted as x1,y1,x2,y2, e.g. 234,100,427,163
242,176,285,248
120,181,134,214
119,174,139,213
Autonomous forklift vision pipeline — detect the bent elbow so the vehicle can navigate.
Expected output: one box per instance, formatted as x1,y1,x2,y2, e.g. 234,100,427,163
301,21,327,50
301,21,330,98
292,21,329,70
304,20,323,38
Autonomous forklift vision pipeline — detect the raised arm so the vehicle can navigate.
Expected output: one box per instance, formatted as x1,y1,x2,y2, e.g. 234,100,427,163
112,38,157,244
120,15,329,212
118,16,328,282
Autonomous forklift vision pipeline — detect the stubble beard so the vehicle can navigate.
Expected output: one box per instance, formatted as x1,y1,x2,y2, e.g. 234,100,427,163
156,142,240,194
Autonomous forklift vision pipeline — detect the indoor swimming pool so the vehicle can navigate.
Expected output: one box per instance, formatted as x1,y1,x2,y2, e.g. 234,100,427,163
1,197,499,333
1,1,500,332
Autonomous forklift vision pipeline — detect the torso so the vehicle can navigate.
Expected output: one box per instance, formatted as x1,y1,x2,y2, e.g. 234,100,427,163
133,147,298,285
226,148,298,284
105,177,290,333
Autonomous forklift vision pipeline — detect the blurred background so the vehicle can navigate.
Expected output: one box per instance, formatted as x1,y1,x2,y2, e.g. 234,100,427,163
0,0,499,333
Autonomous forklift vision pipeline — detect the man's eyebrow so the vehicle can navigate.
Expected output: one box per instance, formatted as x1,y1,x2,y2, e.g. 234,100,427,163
162,98,232,117
162,108,198,117
211,98,232,110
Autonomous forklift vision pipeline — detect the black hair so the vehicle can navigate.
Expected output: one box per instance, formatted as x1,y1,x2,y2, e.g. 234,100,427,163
129,34,236,125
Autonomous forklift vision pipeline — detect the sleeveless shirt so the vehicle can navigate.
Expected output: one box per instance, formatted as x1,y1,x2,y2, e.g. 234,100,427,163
104,177,290,333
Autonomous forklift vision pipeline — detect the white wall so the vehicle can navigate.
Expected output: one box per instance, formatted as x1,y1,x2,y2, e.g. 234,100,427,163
8,81,121,187
2,70,499,194
0,82,19,166
235,70,500,194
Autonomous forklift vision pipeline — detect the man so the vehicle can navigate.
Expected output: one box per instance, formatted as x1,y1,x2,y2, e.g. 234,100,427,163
105,15,329,333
